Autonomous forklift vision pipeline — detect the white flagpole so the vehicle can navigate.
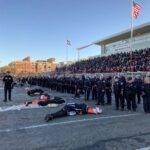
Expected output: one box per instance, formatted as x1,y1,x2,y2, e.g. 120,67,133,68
77,49,80,61
66,39,68,64
130,0,134,52
66,44,68,63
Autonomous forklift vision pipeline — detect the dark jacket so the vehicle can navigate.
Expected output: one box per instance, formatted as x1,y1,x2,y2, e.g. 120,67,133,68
3,75,13,88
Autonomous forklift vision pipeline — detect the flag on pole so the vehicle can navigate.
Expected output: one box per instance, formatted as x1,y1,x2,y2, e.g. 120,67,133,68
132,1,141,19
66,39,71,46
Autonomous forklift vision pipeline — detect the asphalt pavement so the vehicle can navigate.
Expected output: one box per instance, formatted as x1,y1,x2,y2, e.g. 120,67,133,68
0,85,150,150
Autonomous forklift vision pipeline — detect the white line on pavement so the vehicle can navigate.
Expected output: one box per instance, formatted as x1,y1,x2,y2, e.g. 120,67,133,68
0,113,139,133
0,104,50,112
136,147,150,150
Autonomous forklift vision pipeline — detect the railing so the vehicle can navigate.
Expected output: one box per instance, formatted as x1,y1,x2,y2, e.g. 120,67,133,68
53,71,149,78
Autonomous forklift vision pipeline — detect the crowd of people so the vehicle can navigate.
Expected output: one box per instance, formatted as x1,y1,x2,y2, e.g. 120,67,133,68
2,48,150,117
56,48,150,74
20,73,150,114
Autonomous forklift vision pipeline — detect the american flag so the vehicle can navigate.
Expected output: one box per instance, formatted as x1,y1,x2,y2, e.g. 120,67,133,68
133,1,141,19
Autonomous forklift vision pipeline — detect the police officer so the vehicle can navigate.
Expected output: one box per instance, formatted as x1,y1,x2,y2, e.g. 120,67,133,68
3,71,13,102
84,78,91,101
134,75,143,104
96,77,105,105
125,77,137,111
105,76,112,105
119,75,126,111
113,76,121,110
142,74,150,113
74,78,80,98
91,77,97,101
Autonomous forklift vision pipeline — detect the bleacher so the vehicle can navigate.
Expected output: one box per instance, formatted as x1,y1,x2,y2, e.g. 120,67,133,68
56,48,150,75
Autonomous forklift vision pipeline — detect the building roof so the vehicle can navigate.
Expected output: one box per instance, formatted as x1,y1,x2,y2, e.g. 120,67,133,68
23,56,30,61
94,22,150,45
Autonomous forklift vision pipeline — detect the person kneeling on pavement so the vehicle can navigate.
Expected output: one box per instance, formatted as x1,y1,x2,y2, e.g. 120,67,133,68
45,103,102,122
25,93,65,106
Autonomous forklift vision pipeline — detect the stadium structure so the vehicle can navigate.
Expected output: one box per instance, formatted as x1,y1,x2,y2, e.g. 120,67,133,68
93,22,150,55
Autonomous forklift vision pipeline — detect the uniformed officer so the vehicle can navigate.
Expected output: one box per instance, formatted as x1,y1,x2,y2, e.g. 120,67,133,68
134,75,143,104
105,76,112,105
125,77,137,111
142,74,150,113
119,75,126,111
84,78,91,101
3,71,13,102
74,78,80,98
113,76,121,110
91,77,97,101
96,77,105,105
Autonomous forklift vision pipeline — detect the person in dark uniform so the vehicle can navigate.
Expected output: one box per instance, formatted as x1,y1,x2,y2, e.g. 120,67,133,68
105,76,112,105
119,75,126,111
125,77,137,111
134,75,143,104
91,77,97,101
96,77,105,105
113,76,121,110
3,71,13,102
113,75,125,111
142,74,150,113
84,78,91,101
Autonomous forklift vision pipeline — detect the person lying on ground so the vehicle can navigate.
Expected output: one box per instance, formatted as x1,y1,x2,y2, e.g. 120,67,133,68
25,93,65,106
27,88,44,96
44,103,102,122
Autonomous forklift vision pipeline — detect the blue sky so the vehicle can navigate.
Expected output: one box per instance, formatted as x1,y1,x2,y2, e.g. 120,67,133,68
0,0,149,66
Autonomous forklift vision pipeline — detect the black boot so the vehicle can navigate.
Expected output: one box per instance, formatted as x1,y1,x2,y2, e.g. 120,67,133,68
45,114,53,122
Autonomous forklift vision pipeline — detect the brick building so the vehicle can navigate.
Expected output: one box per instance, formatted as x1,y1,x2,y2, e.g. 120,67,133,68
0,57,57,75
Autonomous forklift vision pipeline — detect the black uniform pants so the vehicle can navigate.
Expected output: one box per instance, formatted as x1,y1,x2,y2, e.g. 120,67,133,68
126,94,137,111
46,104,87,119
46,105,74,119
114,92,120,109
85,89,90,101
4,87,12,101
97,92,105,105
92,90,97,100
143,96,150,113
106,90,112,104
136,91,141,104
75,88,80,98
120,94,125,109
